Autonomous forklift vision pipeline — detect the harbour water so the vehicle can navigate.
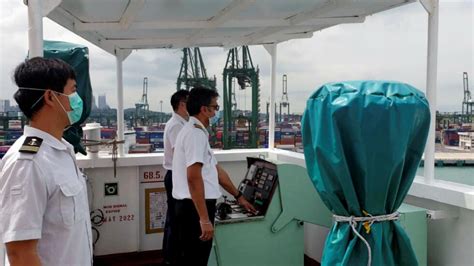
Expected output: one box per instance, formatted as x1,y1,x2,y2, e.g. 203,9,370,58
417,166,474,186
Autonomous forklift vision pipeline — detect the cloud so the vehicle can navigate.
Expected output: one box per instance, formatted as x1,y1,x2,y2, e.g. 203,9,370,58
0,0,472,114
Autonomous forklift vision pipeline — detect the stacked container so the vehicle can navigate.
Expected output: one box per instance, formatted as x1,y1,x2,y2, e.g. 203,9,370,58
442,129,459,146
136,131,150,144
0,145,10,159
0,131,5,146
258,128,268,147
295,130,302,150
101,128,116,139
274,127,281,145
280,132,295,145
149,131,164,149
5,130,22,145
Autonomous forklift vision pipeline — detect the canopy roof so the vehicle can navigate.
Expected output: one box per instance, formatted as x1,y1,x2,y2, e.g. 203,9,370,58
45,0,414,55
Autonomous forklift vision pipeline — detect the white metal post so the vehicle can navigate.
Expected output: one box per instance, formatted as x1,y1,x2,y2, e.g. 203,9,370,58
27,0,44,57
116,49,125,156
0,242,4,266
3,2,43,262
264,44,277,149
422,0,439,183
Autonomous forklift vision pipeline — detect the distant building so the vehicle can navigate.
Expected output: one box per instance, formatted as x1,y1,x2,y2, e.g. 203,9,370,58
91,95,98,110
98,94,110,110
459,132,474,150
0,99,10,113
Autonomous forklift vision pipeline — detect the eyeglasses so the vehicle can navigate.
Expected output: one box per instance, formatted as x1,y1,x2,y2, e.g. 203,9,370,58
208,104,220,111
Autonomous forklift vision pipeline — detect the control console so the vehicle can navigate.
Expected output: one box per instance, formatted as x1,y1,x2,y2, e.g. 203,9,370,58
216,157,278,223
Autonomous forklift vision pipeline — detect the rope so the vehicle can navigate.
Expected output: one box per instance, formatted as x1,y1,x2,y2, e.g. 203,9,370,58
82,139,124,177
333,212,400,266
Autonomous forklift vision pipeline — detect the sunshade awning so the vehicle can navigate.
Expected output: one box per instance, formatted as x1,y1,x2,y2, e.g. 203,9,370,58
44,0,414,54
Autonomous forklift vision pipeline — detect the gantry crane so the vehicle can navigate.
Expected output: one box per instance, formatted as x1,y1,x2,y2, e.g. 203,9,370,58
279,74,290,122
222,46,260,149
177,47,216,91
135,77,149,126
462,72,473,123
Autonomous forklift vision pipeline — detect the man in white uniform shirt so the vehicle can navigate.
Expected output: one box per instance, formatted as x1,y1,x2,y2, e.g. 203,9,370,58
0,57,92,265
162,89,189,265
172,87,256,266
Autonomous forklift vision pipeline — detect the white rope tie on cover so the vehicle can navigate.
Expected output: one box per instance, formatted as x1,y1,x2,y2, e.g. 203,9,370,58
333,212,400,266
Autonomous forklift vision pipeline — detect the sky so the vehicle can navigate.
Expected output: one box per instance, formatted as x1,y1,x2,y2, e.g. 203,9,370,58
0,0,473,114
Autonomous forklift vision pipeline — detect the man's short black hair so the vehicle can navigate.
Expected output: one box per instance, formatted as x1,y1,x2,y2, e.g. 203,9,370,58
170,89,190,111
187,87,219,116
13,57,76,119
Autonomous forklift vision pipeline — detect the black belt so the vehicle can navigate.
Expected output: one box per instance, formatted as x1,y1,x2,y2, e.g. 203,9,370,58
177,198,217,204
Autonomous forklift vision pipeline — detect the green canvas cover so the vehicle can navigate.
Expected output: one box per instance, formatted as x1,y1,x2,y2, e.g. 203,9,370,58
43,40,93,154
302,81,430,266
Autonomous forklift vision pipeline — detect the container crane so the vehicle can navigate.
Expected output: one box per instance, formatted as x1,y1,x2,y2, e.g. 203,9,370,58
135,77,149,126
177,47,216,91
222,46,260,149
279,74,290,122
462,72,473,123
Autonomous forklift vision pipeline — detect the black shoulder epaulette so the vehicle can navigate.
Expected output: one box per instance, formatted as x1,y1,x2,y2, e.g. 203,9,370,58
194,124,206,130
19,136,43,154
193,123,208,134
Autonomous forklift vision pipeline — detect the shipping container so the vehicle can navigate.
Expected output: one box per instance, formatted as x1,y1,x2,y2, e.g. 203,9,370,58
442,129,459,146
149,131,164,139
280,137,295,145
275,144,295,151
136,131,150,139
101,128,116,139
153,143,164,149
128,144,153,153
136,139,150,144
0,145,11,159
8,120,22,130
274,132,281,141
6,130,23,141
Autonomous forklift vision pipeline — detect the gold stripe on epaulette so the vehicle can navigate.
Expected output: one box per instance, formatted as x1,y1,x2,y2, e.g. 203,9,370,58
20,146,40,152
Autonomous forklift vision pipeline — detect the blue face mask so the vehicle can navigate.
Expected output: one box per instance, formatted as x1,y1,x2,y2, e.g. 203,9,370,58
210,110,220,126
21,87,84,125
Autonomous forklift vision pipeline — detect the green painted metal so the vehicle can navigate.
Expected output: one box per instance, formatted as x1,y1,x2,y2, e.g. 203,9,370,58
222,46,260,149
209,163,427,266
209,164,306,266
398,204,428,266
177,47,216,91
272,164,332,231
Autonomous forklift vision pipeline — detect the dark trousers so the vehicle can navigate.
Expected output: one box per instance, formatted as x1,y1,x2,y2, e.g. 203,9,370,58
163,170,176,264
175,199,216,266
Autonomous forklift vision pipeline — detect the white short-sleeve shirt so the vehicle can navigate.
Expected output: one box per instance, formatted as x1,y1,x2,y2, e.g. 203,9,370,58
172,117,221,200
163,112,187,170
0,126,93,266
